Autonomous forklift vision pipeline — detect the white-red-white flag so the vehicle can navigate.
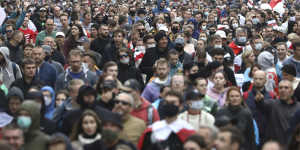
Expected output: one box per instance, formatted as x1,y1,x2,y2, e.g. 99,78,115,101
270,0,285,15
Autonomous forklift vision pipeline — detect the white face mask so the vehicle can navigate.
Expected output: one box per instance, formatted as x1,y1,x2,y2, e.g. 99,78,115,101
190,100,204,110
232,23,239,29
255,43,263,50
200,37,207,41
136,46,146,53
214,45,222,48
147,44,156,48
44,96,52,106
120,58,130,64
245,45,252,51
202,25,206,30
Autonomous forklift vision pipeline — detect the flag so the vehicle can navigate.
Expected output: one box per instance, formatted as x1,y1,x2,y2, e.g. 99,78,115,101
247,0,254,8
0,7,6,26
270,0,285,15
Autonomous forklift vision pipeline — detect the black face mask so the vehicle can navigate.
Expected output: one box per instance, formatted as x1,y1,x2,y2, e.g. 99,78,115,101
129,11,136,17
171,27,179,34
209,30,216,35
44,55,50,61
161,102,179,118
175,44,184,52
139,31,145,38
102,129,119,144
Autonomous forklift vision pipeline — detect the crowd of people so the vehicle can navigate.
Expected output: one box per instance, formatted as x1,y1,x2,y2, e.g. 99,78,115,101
0,0,300,150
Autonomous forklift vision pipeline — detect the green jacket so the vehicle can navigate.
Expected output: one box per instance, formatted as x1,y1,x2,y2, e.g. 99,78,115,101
202,95,219,116
35,30,57,46
19,101,49,150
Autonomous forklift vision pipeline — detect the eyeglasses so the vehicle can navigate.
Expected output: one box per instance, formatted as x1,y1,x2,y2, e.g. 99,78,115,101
114,99,131,106
6,30,13,33
119,54,129,58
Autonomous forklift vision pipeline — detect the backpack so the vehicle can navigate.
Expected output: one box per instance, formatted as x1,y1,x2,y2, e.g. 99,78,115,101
12,62,17,79
147,105,153,125
243,90,276,100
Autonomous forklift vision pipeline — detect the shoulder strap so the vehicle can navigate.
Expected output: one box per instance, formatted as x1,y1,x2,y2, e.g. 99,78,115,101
147,105,153,125
12,62,17,79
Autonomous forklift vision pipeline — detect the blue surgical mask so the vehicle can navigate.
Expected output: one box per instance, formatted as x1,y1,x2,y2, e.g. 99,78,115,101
252,18,260,25
255,43,263,50
17,116,32,130
238,37,247,43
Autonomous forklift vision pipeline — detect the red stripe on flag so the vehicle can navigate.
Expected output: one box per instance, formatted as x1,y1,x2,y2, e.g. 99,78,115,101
269,0,282,8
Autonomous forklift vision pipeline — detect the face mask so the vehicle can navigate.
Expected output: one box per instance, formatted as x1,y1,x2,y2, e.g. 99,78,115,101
171,27,179,34
17,116,32,130
238,37,247,43
290,16,296,22
204,12,209,16
120,58,130,64
214,17,218,22
255,43,263,50
136,46,146,53
175,44,184,52
102,129,119,143
161,102,179,118
252,18,260,25
57,101,63,107
202,26,206,30
214,45,222,48
129,10,135,17
190,100,204,110
232,23,239,29
245,45,252,51
200,37,207,41
209,31,216,35
147,44,156,48
44,96,52,106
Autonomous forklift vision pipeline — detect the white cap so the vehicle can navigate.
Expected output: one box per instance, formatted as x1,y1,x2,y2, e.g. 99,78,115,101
158,24,168,32
56,32,65,37
215,30,226,38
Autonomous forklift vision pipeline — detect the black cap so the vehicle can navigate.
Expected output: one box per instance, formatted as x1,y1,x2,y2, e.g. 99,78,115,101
185,89,204,101
124,79,141,92
102,112,123,129
102,80,117,90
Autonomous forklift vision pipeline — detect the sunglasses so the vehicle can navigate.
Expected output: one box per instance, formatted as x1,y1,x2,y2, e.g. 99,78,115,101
6,30,13,33
114,99,131,106
119,54,129,58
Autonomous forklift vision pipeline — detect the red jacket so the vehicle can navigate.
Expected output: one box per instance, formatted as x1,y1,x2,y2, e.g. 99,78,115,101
131,97,160,125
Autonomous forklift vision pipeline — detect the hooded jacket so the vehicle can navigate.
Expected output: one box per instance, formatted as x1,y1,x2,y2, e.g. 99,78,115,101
141,77,171,103
18,101,49,150
6,86,24,115
41,86,56,120
152,0,169,15
61,85,111,135
0,47,22,88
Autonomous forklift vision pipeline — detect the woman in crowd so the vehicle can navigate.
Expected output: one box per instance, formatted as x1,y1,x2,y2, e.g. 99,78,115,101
64,24,86,57
207,71,228,107
70,110,102,146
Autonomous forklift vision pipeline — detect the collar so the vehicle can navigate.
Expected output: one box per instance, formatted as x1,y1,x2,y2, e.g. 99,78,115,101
78,133,101,145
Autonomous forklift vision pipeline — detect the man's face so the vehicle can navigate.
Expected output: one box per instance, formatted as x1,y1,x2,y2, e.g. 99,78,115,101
158,37,168,49
184,11,192,19
169,54,179,66
2,129,24,150
6,26,14,38
294,47,300,58
32,47,45,64
60,15,68,25
236,31,247,39
279,81,293,101
213,55,224,64
8,97,22,115
45,19,55,33
215,132,232,150
83,94,96,105
156,63,169,79
84,14,92,24
43,37,54,48
69,55,82,72
253,71,266,89
69,84,83,100
23,64,36,78
112,94,133,117
196,79,207,95
146,38,156,48
100,25,109,38
56,36,65,45
54,6,61,17
106,66,118,78
171,75,184,92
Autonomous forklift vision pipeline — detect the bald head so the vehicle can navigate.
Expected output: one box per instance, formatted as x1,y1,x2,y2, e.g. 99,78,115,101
116,92,134,106
262,141,281,150
253,70,266,89
279,80,294,101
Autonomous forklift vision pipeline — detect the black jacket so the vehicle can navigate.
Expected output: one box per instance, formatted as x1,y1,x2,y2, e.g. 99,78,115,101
102,41,120,66
215,106,256,150
139,47,168,81
90,36,110,57
10,76,41,97
117,62,144,89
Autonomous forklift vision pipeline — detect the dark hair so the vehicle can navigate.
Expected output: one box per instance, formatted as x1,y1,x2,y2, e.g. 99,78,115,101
210,48,226,57
184,134,207,149
165,90,183,104
143,34,155,43
154,30,167,42
70,110,102,140
292,39,300,50
56,90,69,99
248,64,261,78
113,28,126,38
103,61,118,72
282,64,297,77
219,126,244,146
21,58,36,69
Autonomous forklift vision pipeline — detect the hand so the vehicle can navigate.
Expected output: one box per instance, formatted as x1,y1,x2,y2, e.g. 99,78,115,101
255,91,264,102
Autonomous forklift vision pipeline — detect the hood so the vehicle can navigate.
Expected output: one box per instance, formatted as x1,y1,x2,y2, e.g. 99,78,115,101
25,91,46,116
157,0,169,9
41,86,56,118
76,85,97,108
7,86,24,101
18,101,41,132
0,47,9,64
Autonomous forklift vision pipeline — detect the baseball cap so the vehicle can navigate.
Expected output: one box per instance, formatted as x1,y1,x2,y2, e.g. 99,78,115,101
56,32,65,37
123,79,141,92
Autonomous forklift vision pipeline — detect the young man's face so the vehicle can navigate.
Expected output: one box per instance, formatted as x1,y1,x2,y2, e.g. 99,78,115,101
215,131,232,150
